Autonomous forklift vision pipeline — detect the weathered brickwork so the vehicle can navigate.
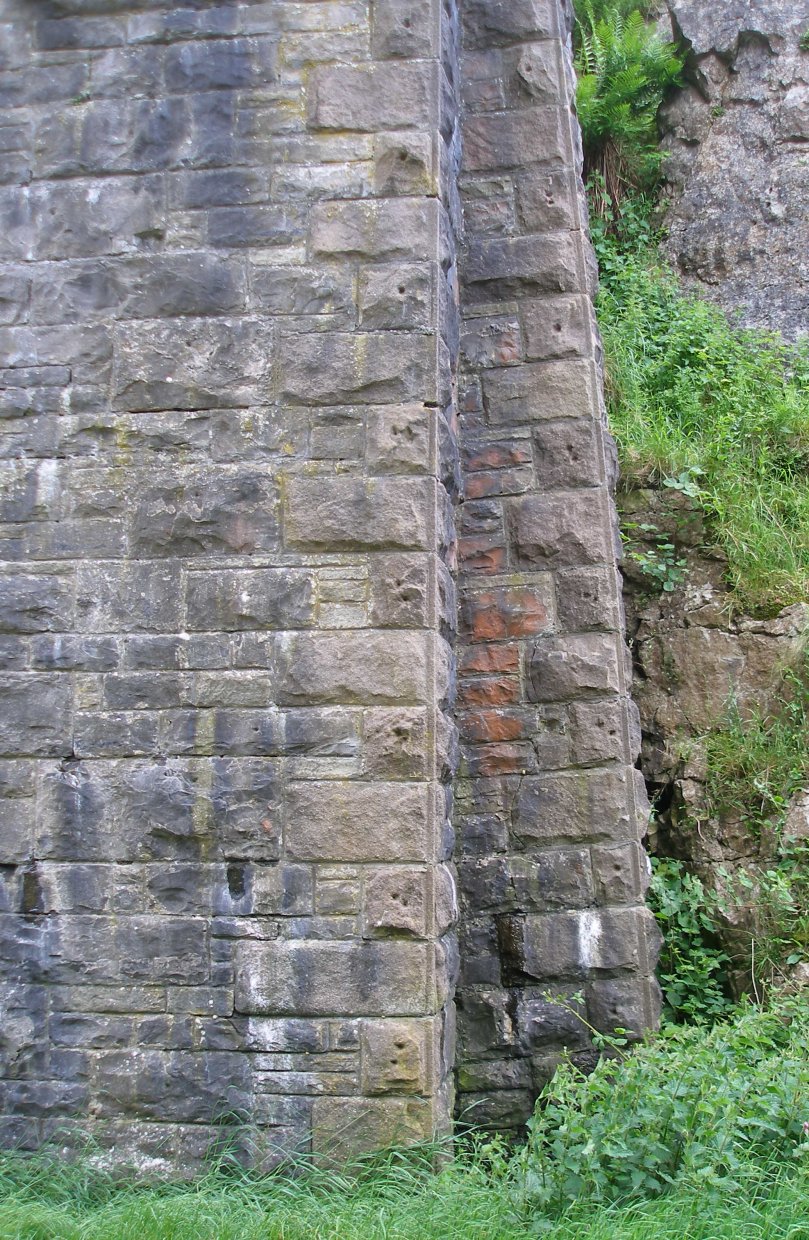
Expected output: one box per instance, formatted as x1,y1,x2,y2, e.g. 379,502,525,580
453,0,661,1129
0,0,459,1168
0,0,658,1166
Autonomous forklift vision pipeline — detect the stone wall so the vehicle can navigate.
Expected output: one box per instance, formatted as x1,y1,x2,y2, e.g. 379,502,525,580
0,0,658,1167
0,0,459,1169
452,0,660,1129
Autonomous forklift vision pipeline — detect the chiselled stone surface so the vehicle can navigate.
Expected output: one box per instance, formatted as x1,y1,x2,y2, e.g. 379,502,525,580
0,0,659,1165
453,0,660,1131
661,1,809,337
0,0,459,1170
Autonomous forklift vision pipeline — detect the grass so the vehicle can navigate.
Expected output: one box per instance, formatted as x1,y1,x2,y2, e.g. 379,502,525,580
0,1150,808,1239
594,212,809,615
0,1151,809,1240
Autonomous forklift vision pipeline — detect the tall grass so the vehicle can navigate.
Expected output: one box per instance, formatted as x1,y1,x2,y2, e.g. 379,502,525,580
594,215,809,614
1,1150,808,1240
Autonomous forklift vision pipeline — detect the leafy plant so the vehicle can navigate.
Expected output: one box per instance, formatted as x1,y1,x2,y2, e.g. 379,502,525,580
622,520,687,592
648,858,734,1021
514,993,809,1215
574,5,684,214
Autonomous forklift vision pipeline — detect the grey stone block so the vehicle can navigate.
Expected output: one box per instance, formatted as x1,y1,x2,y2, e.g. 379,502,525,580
0,574,74,634
309,63,437,131
112,318,275,412
234,940,430,1017
185,569,314,632
0,676,73,757
130,469,279,558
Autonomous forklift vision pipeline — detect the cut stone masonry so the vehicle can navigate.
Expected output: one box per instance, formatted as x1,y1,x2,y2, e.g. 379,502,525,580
0,0,659,1168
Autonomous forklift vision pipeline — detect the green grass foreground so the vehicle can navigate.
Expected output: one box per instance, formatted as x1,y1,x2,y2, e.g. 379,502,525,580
0,1152,808,1240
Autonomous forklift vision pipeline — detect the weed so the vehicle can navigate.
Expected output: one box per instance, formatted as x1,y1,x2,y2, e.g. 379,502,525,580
574,6,683,214
515,992,809,1215
648,858,734,1022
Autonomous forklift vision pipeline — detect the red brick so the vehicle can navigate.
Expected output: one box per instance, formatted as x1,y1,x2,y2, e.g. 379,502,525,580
459,646,520,675
459,708,532,743
461,586,552,640
465,467,533,500
458,534,506,574
466,742,537,777
464,441,532,473
457,677,521,707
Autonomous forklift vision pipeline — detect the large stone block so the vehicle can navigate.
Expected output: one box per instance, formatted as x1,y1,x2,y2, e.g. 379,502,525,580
532,418,602,489
311,199,437,262
112,318,274,412
521,295,594,360
463,108,567,172
514,768,643,846
371,0,437,58
309,63,437,131
526,634,623,702
285,477,432,552
360,1018,432,1095
285,782,430,863
276,632,431,706
312,1096,434,1162
363,867,429,937
508,490,613,568
462,0,558,47
0,574,74,634
0,676,73,757
465,233,579,298
185,570,314,632
234,940,431,1017
130,468,279,557
482,359,596,424
279,332,435,406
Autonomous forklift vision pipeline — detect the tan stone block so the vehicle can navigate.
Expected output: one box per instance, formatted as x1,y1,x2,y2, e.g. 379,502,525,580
286,781,430,863
362,708,429,779
361,1018,430,1095
521,294,595,360
276,631,431,706
483,358,597,424
285,476,433,552
366,405,431,474
312,1096,434,1163
364,867,428,937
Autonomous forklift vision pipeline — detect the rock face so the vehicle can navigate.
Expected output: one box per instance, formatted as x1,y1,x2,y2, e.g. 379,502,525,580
0,0,659,1167
619,486,808,991
661,0,809,337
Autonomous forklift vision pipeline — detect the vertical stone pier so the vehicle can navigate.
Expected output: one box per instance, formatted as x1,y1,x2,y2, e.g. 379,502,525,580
453,0,661,1129
0,0,658,1166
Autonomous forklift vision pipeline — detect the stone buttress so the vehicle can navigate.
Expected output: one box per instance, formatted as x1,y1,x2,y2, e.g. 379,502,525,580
0,0,658,1166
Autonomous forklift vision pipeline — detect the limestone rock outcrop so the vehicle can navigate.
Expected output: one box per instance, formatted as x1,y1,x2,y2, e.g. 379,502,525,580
661,0,809,338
